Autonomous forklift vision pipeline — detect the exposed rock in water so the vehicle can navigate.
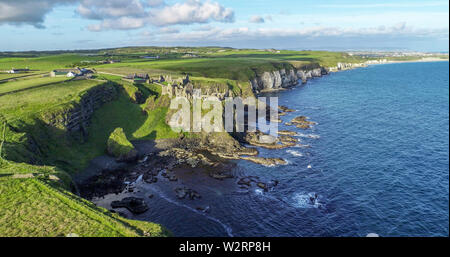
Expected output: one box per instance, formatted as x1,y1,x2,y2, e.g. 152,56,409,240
111,197,148,214
240,156,287,166
290,116,317,130
243,131,296,149
210,172,233,180
278,130,297,136
257,182,269,192
143,172,158,184
278,105,295,112
175,187,201,200
237,177,252,186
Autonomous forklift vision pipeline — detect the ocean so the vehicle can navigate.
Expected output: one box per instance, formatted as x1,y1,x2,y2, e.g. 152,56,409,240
136,61,449,237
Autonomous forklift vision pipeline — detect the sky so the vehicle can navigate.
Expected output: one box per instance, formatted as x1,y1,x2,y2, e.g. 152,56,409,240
0,0,448,52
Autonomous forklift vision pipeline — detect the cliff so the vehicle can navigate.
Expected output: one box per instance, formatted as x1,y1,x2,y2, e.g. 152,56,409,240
250,67,328,93
41,83,117,138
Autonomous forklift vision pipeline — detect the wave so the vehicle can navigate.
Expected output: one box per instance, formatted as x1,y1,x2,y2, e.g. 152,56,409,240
286,150,304,157
295,144,312,148
296,133,320,139
290,192,322,209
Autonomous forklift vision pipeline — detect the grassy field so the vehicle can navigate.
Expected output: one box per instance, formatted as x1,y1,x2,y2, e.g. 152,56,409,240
0,163,169,237
0,76,68,95
0,72,177,236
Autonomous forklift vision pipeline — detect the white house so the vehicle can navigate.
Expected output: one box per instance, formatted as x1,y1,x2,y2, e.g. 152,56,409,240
66,72,76,77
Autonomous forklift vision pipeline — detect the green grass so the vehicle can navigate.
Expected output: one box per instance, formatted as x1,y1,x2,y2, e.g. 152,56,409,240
0,76,68,95
0,79,102,120
0,175,169,237
107,128,135,158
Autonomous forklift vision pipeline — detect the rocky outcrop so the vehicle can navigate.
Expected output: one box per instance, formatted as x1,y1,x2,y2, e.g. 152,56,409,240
111,197,148,214
250,67,329,93
42,83,117,136
328,62,368,72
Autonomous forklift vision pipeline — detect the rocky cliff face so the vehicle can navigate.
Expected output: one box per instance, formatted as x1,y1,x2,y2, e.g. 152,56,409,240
250,67,328,93
162,82,233,100
42,84,117,137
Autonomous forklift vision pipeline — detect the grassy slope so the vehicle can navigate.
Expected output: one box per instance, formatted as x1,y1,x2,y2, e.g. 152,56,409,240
0,75,176,236
0,76,68,95
0,160,169,237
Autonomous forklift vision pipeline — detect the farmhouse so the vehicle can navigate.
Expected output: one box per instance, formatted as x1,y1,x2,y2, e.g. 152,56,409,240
50,68,94,77
8,68,30,74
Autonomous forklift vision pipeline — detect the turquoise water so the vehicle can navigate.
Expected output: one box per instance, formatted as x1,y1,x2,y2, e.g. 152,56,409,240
141,61,449,237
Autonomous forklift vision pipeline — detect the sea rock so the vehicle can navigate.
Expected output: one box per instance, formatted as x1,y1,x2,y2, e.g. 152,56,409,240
111,197,149,214
278,130,297,136
210,172,233,180
278,105,295,112
143,172,157,184
175,187,201,200
175,188,188,199
291,116,316,130
240,156,287,166
237,177,252,186
257,182,269,192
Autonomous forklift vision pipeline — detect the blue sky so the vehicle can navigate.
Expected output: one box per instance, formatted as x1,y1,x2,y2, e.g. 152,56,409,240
0,0,448,51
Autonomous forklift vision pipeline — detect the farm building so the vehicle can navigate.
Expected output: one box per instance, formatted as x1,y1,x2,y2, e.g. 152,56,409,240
8,68,30,74
50,68,94,77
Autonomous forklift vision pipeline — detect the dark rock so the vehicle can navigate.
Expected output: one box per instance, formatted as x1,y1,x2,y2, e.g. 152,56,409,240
111,197,148,214
257,182,269,192
278,105,295,112
210,172,233,180
175,187,188,199
189,190,201,200
168,175,178,182
238,177,252,186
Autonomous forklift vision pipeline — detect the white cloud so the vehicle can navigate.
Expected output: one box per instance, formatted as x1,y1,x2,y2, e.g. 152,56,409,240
317,1,449,9
249,15,265,24
78,0,234,31
147,0,164,7
0,0,234,30
159,27,180,34
0,0,75,28
149,0,234,26
77,0,146,20
141,23,449,43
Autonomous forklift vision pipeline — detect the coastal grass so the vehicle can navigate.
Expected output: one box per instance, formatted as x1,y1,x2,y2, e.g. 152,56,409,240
107,128,135,158
0,76,68,95
0,175,169,237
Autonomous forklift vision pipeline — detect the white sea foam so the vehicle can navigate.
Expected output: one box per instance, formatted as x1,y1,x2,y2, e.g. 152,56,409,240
291,192,322,209
286,150,304,157
254,188,264,195
295,144,312,148
296,133,320,139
